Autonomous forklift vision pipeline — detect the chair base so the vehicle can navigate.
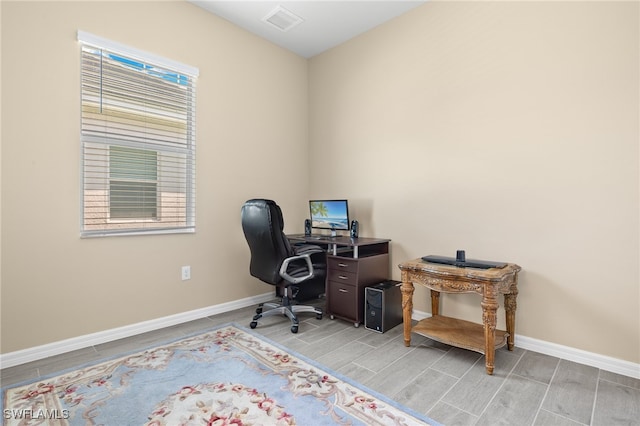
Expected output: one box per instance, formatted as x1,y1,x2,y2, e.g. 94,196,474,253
250,301,323,333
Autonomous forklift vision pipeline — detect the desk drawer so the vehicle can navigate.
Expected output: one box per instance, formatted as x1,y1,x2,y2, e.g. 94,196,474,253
328,281,357,319
328,257,357,273
328,269,357,285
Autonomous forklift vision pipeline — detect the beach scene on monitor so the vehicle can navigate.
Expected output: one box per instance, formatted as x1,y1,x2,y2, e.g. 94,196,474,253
310,200,349,230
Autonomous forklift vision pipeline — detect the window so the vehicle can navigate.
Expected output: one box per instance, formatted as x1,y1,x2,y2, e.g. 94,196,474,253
109,147,158,220
78,31,198,237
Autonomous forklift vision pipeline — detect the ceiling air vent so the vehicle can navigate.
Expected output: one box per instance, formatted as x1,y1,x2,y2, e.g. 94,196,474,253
262,5,304,32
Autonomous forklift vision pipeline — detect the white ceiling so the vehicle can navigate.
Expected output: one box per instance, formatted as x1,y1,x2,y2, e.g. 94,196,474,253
189,1,427,58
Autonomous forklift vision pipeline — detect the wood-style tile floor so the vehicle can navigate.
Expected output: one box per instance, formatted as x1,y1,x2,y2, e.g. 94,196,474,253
2,300,639,425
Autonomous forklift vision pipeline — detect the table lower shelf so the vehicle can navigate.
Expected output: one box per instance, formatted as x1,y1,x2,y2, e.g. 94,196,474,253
412,315,509,354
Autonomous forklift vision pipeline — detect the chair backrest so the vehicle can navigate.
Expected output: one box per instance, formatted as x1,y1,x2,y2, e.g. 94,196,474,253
241,199,293,285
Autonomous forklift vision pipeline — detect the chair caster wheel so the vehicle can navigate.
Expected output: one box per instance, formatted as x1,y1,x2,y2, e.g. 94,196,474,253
316,313,323,320
291,325,298,333
256,308,262,315
250,321,257,329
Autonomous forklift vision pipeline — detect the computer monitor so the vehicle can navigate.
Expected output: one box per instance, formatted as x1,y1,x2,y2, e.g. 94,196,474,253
309,200,349,236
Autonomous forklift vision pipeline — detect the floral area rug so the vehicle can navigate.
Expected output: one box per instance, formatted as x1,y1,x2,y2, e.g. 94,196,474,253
2,324,438,425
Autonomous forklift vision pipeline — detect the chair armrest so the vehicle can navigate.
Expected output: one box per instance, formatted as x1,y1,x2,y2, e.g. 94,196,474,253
279,252,321,284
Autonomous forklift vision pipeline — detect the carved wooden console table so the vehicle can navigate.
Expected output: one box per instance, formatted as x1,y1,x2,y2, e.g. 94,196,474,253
398,258,521,375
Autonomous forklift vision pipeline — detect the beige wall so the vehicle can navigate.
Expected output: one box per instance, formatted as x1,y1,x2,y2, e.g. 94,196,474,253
1,1,638,367
1,1,309,353
309,1,639,364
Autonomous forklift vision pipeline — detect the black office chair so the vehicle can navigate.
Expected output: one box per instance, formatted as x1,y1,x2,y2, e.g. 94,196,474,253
241,199,324,333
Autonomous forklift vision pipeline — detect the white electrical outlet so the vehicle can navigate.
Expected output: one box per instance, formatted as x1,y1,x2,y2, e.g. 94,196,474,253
181,266,191,281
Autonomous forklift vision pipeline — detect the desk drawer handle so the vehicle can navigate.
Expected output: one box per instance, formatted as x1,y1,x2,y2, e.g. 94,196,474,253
337,263,349,268
338,288,349,293
338,275,349,280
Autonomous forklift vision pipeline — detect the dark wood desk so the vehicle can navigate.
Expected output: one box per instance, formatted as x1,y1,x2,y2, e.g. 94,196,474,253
398,258,521,375
287,234,390,258
288,235,391,326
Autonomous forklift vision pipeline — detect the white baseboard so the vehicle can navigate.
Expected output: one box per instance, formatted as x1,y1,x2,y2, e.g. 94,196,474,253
0,292,274,369
514,334,640,379
411,309,639,379
2,300,638,380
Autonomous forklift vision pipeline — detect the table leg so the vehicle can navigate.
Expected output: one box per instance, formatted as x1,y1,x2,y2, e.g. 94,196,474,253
430,290,440,316
481,289,499,375
400,273,414,347
504,288,518,351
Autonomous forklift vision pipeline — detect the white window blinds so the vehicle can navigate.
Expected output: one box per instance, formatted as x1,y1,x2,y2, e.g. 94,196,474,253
78,31,198,237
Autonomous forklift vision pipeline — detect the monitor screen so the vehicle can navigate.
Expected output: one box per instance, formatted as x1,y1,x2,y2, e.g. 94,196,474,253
309,200,349,231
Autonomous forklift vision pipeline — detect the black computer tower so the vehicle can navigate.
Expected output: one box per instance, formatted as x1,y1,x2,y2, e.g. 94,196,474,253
364,280,403,333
